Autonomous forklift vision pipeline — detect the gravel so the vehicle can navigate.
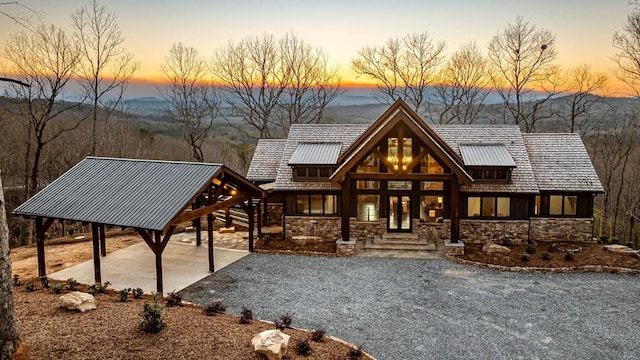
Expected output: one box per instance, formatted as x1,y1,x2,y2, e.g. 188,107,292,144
180,254,640,360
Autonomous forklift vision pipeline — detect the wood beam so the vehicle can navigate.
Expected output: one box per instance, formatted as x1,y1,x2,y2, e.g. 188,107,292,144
248,200,254,252
135,228,156,254
372,148,399,174
257,199,262,238
154,230,164,295
173,194,250,224
350,173,453,181
99,224,106,257
91,223,102,284
403,147,429,175
451,175,460,243
35,217,46,278
159,225,176,254
341,174,352,241
207,214,214,272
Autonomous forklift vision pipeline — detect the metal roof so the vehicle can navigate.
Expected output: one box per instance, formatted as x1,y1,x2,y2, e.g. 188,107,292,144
12,157,223,230
287,142,342,165
459,144,517,167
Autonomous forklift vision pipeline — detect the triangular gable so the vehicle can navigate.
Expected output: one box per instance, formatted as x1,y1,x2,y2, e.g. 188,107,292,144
330,99,472,184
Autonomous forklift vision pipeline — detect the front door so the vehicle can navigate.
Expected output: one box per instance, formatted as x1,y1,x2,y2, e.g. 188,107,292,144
388,195,411,232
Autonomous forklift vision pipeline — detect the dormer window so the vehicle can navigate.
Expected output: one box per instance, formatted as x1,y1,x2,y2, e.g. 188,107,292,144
460,144,516,184
288,142,341,181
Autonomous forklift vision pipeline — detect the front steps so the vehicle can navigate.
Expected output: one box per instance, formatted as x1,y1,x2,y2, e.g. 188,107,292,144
358,232,442,259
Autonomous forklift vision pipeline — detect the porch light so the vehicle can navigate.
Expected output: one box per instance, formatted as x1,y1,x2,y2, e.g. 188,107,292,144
437,196,443,204
429,210,436,218
230,189,237,196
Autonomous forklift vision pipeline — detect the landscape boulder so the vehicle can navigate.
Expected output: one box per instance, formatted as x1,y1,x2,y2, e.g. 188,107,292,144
604,244,640,257
291,235,322,246
251,329,290,360
60,291,97,312
482,242,511,254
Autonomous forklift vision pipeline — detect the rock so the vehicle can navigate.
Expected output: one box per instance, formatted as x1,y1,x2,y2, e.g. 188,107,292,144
251,329,290,360
291,235,322,246
604,244,640,257
219,226,236,234
185,226,196,233
482,242,511,254
60,292,97,312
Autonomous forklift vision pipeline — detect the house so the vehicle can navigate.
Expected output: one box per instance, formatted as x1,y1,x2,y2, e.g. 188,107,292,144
247,100,603,255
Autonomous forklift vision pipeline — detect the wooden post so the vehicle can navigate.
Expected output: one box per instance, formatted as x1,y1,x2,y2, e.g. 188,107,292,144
341,174,351,241
225,207,231,228
61,220,65,237
263,197,268,226
248,200,254,252
154,230,163,295
91,223,102,284
257,199,263,238
451,176,460,243
99,224,106,257
35,217,46,278
195,217,202,246
207,214,214,272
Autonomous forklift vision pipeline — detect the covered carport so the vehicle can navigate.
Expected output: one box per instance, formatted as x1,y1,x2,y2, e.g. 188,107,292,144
12,157,265,294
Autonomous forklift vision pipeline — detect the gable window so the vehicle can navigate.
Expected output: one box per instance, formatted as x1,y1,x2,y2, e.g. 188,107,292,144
296,194,337,215
469,167,512,182
535,195,577,216
467,196,510,218
357,154,379,173
293,167,335,181
420,153,445,174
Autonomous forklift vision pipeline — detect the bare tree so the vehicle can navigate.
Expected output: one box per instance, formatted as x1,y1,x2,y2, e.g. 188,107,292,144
212,33,340,139
488,16,558,131
0,172,17,360
3,25,83,199
159,43,218,162
613,7,640,96
433,42,490,124
554,64,608,136
352,31,446,117
71,0,139,156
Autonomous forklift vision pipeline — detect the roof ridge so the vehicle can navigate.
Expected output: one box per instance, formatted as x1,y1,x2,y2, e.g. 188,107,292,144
86,156,223,166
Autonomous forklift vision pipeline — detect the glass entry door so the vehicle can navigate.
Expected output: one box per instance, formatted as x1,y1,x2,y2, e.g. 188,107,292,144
388,195,411,232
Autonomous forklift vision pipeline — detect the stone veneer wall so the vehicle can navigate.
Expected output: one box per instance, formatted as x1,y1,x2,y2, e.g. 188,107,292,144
265,203,283,226
460,219,529,245
350,218,387,240
530,217,593,242
284,216,341,241
413,219,450,241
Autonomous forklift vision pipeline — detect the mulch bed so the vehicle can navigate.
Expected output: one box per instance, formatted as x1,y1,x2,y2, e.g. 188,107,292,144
461,242,640,270
254,233,336,254
13,283,371,360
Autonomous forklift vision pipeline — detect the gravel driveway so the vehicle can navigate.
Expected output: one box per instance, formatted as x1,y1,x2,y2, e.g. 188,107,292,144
180,254,640,360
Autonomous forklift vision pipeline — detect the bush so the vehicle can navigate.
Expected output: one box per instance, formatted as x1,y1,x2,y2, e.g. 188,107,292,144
275,312,293,330
13,274,21,286
541,252,552,261
119,288,131,302
294,339,311,356
521,253,530,262
239,307,253,324
139,293,165,333
66,278,79,291
132,288,144,299
525,243,536,254
261,234,271,245
347,344,364,358
611,238,619,245
165,291,182,307
40,276,49,288
203,300,226,316
563,251,574,261
51,283,64,294
24,280,35,292
625,242,634,248
600,236,608,244
88,281,111,295
501,239,512,246
310,328,325,342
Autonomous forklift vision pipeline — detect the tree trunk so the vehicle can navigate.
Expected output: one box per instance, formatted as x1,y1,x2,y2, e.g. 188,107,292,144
0,174,19,359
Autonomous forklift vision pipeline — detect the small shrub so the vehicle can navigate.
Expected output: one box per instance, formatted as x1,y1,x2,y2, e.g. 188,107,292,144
119,288,131,302
275,312,293,330
165,291,182,307
541,252,552,261
563,251,574,261
239,307,253,324
66,278,79,291
40,276,50,288
521,253,530,262
67,224,77,236
294,339,311,356
139,293,165,333
24,280,35,292
261,234,271,245
600,236,608,244
88,281,111,295
51,283,64,294
596,239,602,245
310,328,325,342
132,287,144,299
13,274,21,286
347,344,364,358
611,238,619,245
502,256,511,262
525,243,536,254
501,239,512,246
203,300,226,316
625,242,634,248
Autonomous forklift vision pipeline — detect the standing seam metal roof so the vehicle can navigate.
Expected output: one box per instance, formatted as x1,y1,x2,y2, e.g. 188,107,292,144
12,157,223,230
460,144,517,167
287,143,342,165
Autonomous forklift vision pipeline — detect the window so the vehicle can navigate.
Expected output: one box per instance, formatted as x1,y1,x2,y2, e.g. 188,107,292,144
357,154,379,173
469,167,511,182
293,167,334,180
467,196,510,218
420,195,444,223
357,194,379,221
388,180,412,190
535,195,578,216
356,180,379,190
420,153,445,174
421,181,444,191
295,194,338,215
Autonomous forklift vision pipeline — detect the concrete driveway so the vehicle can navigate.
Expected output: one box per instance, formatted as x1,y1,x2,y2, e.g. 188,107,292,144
180,254,640,360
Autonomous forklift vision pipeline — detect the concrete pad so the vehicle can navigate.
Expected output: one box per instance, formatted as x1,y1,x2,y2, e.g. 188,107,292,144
48,240,248,294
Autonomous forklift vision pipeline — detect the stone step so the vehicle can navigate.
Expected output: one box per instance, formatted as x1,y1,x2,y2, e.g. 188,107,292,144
373,236,427,246
381,232,420,241
365,237,437,251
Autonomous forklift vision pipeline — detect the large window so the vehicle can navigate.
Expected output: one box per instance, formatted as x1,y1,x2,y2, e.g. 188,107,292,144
296,194,337,215
467,196,510,218
357,154,379,173
356,180,379,190
356,194,379,221
388,181,412,190
387,137,412,171
420,153,445,174
420,195,444,223
535,195,577,216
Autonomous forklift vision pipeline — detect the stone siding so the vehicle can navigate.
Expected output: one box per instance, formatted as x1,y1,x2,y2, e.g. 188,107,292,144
530,217,593,242
265,203,283,226
284,216,341,242
413,219,450,241
336,238,356,257
350,218,387,240
461,219,529,245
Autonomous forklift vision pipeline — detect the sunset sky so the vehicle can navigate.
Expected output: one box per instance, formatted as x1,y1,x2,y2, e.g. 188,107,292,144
0,0,636,96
